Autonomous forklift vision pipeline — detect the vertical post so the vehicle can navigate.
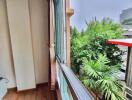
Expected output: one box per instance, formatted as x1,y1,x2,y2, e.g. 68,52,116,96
126,47,132,98
66,0,70,66
66,0,74,66
49,0,54,48
66,13,71,66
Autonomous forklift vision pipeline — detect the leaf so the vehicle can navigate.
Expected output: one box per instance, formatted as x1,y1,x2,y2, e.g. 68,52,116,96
71,18,125,100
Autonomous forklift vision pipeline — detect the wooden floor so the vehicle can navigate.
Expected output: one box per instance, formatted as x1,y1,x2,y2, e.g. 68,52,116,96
3,84,51,100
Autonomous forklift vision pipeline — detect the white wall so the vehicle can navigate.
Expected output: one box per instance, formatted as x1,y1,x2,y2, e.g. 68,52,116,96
29,0,49,84
0,0,16,88
6,0,36,90
0,0,49,89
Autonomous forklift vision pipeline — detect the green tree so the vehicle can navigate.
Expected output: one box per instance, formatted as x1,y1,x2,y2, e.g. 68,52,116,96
70,18,125,99
71,18,124,74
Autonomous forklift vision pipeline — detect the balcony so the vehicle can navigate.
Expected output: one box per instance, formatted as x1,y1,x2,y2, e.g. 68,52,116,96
2,0,128,100
1,48,94,100
0,0,94,99
49,48,94,100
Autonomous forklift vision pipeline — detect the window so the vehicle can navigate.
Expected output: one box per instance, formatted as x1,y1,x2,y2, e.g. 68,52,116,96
54,0,66,63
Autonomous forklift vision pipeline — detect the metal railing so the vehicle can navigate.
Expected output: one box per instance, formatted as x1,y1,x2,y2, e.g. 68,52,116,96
56,57,94,100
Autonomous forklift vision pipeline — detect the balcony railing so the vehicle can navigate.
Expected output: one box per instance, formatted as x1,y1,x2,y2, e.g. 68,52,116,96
50,47,94,100
56,57,94,100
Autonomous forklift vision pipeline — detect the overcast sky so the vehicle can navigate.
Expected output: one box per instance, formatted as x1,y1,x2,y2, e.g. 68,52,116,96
70,0,132,31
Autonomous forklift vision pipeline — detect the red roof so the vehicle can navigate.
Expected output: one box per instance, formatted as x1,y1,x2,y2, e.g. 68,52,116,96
107,39,132,47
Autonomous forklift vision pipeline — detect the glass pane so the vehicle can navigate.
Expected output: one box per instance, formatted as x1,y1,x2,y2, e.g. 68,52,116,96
56,61,74,100
54,0,66,62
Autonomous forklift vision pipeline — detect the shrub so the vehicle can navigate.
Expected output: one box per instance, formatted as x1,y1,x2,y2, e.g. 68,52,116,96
71,18,124,74
80,55,125,100
70,18,125,100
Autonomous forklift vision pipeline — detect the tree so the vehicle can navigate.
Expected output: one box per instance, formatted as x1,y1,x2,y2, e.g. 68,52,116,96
71,18,124,74
70,18,125,99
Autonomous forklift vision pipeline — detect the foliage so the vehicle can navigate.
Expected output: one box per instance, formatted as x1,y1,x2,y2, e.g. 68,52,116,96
70,18,125,100
84,36,124,67
71,27,89,74
80,55,125,100
71,18,124,74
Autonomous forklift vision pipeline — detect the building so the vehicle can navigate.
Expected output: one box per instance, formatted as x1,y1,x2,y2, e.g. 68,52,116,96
120,8,132,99
0,0,94,99
120,8,132,38
120,8,132,26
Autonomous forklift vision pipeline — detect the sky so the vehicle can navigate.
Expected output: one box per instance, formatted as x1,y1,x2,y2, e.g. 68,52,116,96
70,0,132,31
